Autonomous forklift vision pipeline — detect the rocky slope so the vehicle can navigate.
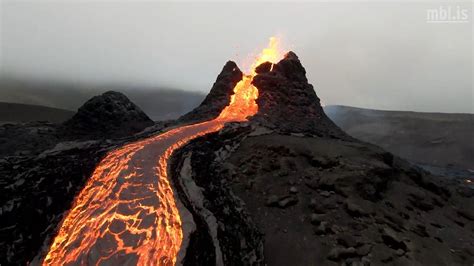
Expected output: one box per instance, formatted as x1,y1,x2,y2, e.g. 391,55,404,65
1,140,111,264
1,52,472,266
251,52,347,139
178,61,242,124
220,131,473,265
62,91,154,139
170,123,264,265
170,52,473,265
0,91,162,265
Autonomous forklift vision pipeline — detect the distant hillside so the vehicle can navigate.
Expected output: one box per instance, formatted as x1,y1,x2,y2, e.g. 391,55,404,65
325,105,474,169
0,77,205,121
0,102,75,123
2,75,472,170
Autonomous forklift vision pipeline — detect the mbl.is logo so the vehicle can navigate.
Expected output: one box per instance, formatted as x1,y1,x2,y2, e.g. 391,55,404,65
426,5,469,23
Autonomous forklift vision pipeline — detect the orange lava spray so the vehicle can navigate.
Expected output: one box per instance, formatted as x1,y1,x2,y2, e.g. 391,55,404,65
43,37,284,266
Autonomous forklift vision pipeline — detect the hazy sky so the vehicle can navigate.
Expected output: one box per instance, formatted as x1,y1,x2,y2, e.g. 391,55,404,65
1,1,472,113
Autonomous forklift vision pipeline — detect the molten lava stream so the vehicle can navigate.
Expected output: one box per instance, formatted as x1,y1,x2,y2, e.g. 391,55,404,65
43,37,283,266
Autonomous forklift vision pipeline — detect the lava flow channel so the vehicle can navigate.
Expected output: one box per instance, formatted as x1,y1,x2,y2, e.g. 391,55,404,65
43,38,283,266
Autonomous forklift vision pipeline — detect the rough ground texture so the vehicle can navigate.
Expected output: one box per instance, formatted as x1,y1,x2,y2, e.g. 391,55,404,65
62,91,154,139
1,52,473,266
222,132,473,265
170,123,264,265
0,92,166,265
178,61,242,124
169,51,473,265
0,140,111,264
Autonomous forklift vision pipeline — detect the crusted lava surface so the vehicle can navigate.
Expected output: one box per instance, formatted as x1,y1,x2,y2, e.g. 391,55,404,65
1,52,473,266
0,92,164,265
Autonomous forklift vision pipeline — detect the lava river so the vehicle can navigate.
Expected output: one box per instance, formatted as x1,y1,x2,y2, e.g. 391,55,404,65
42,38,283,266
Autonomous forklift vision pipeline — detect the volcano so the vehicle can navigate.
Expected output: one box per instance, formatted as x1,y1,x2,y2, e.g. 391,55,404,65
169,48,473,265
2,39,472,266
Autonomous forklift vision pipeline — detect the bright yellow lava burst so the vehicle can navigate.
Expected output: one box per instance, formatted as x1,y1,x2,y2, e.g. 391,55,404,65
43,36,286,266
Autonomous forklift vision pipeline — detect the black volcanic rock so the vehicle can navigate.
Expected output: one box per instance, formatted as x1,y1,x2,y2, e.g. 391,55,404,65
0,140,112,265
166,52,473,265
62,91,153,139
170,124,264,265
200,128,474,266
3,51,473,266
0,90,165,265
178,61,243,123
252,52,348,138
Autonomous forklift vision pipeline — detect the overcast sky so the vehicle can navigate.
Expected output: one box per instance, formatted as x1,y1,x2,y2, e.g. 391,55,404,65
1,1,472,113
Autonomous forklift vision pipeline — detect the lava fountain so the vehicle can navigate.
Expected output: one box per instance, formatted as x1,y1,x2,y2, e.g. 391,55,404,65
42,37,284,266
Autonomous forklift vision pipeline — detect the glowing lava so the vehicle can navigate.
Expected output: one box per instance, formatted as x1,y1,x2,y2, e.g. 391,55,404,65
43,37,284,266
218,37,283,121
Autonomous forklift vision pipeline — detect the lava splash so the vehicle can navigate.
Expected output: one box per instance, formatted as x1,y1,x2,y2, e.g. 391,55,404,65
42,37,284,265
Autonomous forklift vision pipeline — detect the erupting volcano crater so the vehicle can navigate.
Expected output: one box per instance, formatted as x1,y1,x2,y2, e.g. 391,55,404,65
25,37,473,266
41,38,293,265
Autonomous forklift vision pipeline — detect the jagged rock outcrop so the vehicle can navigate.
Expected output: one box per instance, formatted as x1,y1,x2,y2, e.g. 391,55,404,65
62,91,153,138
178,61,242,123
252,52,348,138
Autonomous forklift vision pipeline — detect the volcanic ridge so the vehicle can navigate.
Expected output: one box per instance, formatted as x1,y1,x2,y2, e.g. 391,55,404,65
0,51,472,266
171,52,473,265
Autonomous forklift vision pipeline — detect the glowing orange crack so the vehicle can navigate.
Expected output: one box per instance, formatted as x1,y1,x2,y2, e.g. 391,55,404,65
43,37,284,266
